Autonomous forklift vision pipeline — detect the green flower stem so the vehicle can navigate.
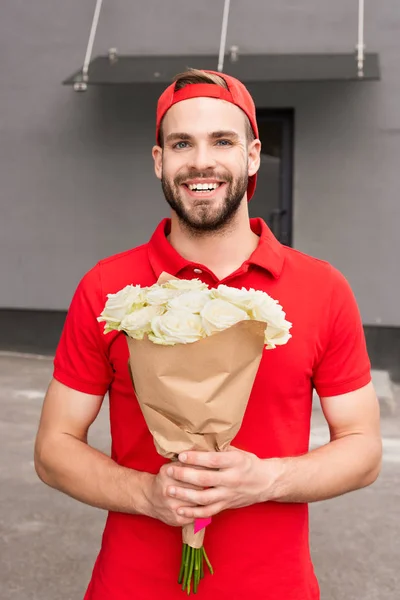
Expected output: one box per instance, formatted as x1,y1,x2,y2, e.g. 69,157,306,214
193,549,198,594
182,544,190,591
203,547,214,575
197,548,202,592
187,546,195,595
198,548,202,589
178,543,187,584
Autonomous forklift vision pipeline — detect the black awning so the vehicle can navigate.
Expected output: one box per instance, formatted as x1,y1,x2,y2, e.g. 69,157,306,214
63,53,380,87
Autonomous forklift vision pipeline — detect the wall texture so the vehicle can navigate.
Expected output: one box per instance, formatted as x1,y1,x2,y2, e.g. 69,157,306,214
1,0,399,326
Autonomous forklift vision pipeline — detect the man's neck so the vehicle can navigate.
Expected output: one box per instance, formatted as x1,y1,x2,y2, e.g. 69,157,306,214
168,208,260,281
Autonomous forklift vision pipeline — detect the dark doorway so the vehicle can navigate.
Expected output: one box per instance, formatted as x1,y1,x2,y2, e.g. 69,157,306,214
249,109,294,246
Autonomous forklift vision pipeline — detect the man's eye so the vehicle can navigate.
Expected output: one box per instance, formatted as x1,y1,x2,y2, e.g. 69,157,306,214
216,139,232,146
173,141,189,149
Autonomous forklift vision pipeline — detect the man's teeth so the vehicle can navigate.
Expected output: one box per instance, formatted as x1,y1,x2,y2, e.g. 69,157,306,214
187,183,221,191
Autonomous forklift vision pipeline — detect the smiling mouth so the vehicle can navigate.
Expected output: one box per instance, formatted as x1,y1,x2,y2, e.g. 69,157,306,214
182,182,225,194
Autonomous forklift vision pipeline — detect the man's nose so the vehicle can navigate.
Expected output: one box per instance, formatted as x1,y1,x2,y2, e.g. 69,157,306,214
187,144,217,172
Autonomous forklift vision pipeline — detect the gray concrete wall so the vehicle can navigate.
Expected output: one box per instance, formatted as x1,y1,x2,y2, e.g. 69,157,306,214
1,0,399,326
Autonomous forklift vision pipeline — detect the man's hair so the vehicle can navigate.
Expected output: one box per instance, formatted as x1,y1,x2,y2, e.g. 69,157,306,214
158,68,255,146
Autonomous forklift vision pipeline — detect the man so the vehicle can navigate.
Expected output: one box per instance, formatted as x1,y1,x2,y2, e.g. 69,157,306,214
34,69,382,599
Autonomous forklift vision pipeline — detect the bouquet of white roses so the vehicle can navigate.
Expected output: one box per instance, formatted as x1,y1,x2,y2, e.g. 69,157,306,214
98,274,292,594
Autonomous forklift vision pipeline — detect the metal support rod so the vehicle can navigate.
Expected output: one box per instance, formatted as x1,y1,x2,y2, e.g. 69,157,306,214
217,0,231,72
356,0,365,76
82,0,104,80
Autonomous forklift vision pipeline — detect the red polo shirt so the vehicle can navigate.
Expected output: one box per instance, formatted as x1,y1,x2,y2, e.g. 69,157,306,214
53,218,371,600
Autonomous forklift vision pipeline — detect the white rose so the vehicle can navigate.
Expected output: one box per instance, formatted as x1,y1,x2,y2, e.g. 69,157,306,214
145,284,181,306
250,295,287,324
149,309,205,345
250,295,292,349
264,325,292,349
211,284,255,311
211,285,279,313
120,305,165,339
200,299,249,336
163,278,209,292
98,284,145,330
168,289,212,313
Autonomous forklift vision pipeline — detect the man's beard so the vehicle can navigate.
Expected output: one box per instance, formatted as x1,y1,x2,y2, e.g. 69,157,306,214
161,168,248,234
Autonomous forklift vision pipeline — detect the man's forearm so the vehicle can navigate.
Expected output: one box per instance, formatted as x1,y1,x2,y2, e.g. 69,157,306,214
267,433,382,503
34,432,151,514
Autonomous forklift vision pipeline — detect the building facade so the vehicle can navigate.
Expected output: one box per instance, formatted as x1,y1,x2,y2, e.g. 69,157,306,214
1,1,399,378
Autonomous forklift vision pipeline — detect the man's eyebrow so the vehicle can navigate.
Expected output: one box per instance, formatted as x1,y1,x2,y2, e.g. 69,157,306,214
209,130,239,140
165,132,193,143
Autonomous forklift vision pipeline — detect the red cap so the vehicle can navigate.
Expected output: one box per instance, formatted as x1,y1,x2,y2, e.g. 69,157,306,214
156,70,258,201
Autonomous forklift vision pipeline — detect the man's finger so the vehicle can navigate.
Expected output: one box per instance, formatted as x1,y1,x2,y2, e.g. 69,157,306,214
176,500,226,519
168,465,223,488
177,450,239,469
168,485,222,506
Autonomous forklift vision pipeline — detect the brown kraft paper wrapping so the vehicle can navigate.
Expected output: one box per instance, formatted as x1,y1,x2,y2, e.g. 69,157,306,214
126,318,266,459
182,523,206,549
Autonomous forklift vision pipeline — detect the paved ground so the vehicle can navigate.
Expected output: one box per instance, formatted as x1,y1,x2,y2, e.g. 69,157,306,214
0,352,399,600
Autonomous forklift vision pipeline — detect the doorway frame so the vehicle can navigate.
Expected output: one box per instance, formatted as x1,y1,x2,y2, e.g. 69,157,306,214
255,108,295,247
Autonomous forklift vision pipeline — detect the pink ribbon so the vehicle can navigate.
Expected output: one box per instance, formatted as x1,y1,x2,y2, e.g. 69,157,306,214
194,517,212,534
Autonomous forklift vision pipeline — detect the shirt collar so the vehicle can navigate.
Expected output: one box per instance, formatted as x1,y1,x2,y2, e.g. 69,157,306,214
147,218,285,280
246,217,285,278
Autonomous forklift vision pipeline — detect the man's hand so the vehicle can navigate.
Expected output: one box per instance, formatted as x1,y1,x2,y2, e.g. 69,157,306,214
165,448,275,519
141,462,206,527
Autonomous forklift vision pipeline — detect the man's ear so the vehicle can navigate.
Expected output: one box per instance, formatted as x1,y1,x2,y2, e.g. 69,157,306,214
152,145,163,180
248,139,261,178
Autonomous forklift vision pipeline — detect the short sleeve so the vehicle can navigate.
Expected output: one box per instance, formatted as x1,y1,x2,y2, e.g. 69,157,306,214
53,263,114,396
312,267,371,397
